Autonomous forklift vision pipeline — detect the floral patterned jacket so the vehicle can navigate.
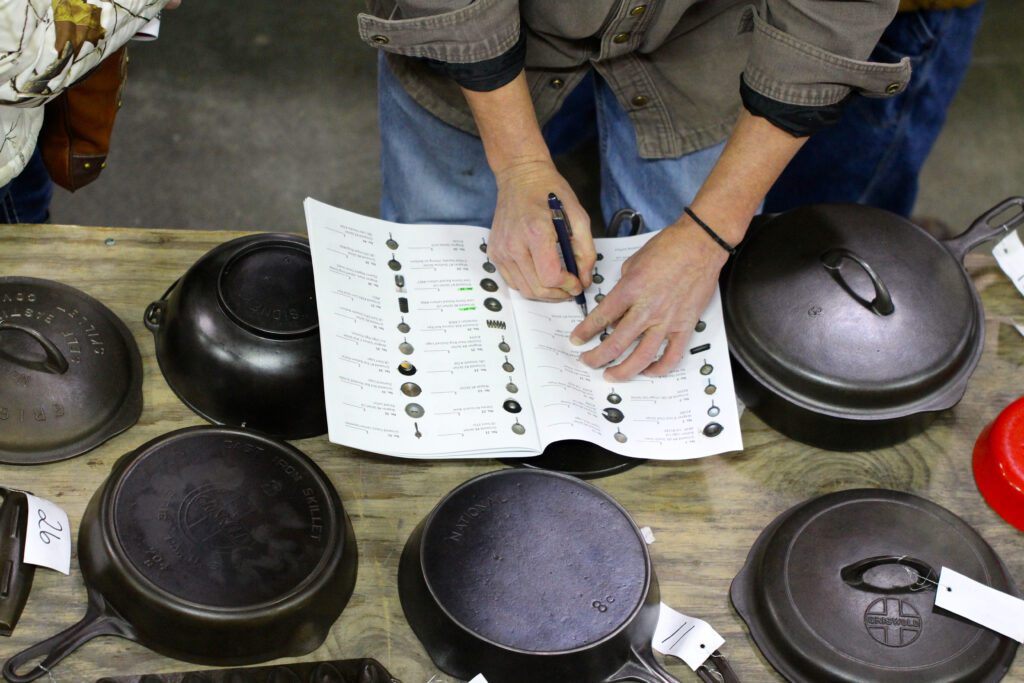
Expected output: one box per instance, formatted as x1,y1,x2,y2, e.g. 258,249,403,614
0,0,166,186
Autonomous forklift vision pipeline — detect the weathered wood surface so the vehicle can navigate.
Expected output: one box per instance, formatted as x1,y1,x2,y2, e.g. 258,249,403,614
0,223,1021,682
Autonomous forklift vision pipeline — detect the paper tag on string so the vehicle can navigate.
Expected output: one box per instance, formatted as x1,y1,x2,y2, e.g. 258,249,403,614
23,494,71,575
934,568,1024,642
467,675,488,683
640,526,656,545
652,602,724,671
993,230,1024,298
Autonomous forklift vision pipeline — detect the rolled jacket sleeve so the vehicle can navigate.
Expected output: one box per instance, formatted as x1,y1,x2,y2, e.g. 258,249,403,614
358,0,520,64
739,1,912,107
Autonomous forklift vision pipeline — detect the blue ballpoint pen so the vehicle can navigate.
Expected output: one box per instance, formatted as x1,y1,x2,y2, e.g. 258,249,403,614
547,193,589,318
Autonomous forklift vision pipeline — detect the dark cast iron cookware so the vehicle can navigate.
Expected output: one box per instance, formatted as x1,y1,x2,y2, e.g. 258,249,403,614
723,197,1024,450
0,277,142,464
731,489,1019,682
144,233,326,439
400,469,687,683
3,427,357,682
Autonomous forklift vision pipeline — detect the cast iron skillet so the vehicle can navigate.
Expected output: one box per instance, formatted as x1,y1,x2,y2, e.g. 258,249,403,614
3,427,357,682
144,233,327,439
723,197,1024,450
399,469,738,683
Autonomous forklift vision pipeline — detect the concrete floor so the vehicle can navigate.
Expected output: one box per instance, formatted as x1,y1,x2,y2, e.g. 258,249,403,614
49,1,1024,234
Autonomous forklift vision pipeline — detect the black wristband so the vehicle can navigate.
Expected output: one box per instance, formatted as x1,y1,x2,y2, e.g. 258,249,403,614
684,207,737,256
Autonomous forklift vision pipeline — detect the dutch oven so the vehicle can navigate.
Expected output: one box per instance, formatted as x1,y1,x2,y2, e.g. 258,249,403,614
723,197,1024,450
0,277,142,464
145,233,327,439
731,489,1020,682
3,426,357,682
400,469,685,683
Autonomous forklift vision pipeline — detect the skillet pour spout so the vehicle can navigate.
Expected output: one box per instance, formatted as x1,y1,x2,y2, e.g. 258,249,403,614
3,427,357,682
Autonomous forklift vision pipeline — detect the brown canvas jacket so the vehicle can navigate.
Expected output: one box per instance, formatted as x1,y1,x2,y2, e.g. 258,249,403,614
358,1,912,158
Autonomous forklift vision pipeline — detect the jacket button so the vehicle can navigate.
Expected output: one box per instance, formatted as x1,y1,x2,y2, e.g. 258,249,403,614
886,82,901,94
631,94,649,107
613,32,630,44
630,5,647,16
371,34,389,45
549,78,565,89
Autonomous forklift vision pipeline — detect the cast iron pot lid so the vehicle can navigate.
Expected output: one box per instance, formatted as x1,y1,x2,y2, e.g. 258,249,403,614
730,489,1019,682
724,205,981,419
110,427,341,606
0,277,142,464
417,468,650,652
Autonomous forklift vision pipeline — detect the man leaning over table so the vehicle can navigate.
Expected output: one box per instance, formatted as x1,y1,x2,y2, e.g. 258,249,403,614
0,0,182,224
358,1,911,382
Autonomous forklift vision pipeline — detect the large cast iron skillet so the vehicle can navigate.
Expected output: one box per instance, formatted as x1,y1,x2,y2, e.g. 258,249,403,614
399,469,679,683
3,427,357,682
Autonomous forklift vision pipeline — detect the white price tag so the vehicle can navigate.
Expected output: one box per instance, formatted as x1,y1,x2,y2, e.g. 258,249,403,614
23,493,71,575
651,602,724,671
934,567,1024,642
468,676,488,683
133,15,161,41
640,526,656,545
993,230,1024,298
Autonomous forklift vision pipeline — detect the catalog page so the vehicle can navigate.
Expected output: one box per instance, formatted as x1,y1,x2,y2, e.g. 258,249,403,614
305,198,541,458
305,198,742,460
515,232,743,459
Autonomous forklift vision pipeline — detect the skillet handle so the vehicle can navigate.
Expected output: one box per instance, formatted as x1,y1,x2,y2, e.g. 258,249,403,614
605,645,680,683
2,588,135,683
944,196,1024,262
696,651,741,683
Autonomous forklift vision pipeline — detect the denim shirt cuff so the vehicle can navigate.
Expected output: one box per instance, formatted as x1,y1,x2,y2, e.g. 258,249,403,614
358,0,520,64
738,5,912,106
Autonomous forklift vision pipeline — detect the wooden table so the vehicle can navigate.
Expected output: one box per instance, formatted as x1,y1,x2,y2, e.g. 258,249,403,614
0,224,1021,682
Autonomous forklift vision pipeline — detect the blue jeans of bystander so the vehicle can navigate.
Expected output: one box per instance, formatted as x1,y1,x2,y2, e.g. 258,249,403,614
0,147,54,224
764,3,986,217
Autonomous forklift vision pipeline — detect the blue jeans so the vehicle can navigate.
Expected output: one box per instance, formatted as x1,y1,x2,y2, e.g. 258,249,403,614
0,147,53,224
378,54,725,235
765,3,986,217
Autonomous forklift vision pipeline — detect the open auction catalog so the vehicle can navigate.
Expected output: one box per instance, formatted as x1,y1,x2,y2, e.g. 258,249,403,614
304,198,742,460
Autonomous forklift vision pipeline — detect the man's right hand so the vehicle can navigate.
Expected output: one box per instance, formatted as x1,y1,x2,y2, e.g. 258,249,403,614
489,160,595,301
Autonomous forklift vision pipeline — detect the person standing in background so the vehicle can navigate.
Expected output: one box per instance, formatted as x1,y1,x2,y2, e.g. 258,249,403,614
0,0,182,224
765,0,986,217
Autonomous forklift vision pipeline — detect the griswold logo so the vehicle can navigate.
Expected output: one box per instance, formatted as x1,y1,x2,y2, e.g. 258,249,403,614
864,597,923,647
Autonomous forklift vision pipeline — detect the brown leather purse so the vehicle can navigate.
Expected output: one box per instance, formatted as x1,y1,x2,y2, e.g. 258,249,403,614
39,46,128,191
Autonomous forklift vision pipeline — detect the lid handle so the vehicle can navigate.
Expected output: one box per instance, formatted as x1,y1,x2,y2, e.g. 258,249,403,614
944,196,1024,262
608,209,645,237
2,587,134,683
0,321,69,374
821,248,895,316
841,555,938,594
